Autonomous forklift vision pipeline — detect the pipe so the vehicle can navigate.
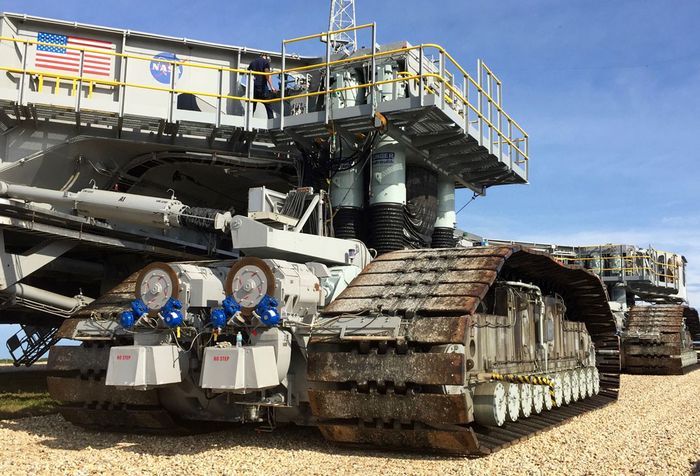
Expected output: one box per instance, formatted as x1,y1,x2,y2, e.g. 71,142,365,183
3,283,93,311
0,181,217,231
434,177,456,229
0,181,76,206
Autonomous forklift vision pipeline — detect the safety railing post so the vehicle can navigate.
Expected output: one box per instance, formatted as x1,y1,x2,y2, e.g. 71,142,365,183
246,71,253,132
118,55,128,120
486,69,493,155
17,41,29,107
216,67,223,128
525,134,529,179
439,50,445,110
168,58,176,123
75,49,84,113
477,59,483,145
462,75,468,133
280,41,286,130
508,119,513,170
418,46,424,107
324,30,331,125
370,22,377,114
496,79,502,158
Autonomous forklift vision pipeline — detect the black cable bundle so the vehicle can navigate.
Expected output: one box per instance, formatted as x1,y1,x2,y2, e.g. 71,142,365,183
295,130,380,190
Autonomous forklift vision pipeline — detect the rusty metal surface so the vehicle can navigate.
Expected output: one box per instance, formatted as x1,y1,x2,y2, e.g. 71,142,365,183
307,352,465,385
56,319,81,339
72,272,139,319
309,245,621,455
406,316,469,344
58,406,179,432
47,345,110,372
47,376,160,405
329,251,512,310
317,424,482,455
622,305,699,374
308,390,471,424
47,343,182,433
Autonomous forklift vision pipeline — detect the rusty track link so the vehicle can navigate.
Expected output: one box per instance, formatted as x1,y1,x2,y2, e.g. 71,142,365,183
46,344,182,433
307,246,621,455
623,305,700,375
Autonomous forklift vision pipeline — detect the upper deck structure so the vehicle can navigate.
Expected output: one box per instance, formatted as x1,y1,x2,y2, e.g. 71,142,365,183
0,13,529,195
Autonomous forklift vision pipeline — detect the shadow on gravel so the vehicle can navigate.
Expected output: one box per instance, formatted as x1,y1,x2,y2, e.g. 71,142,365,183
691,461,699,476
4,416,465,462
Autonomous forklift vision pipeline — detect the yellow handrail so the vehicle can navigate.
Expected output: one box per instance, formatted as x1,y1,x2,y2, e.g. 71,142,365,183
0,33,529,162
283,23,374,44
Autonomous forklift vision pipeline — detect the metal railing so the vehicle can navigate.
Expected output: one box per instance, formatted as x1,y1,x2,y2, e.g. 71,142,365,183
554,253,681,284
0,24,529,167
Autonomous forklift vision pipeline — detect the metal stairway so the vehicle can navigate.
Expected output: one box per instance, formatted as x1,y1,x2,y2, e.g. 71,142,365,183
6,324,60,366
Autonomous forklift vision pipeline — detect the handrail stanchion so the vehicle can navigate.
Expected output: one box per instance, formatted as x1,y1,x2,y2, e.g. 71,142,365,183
168,58,176,123
508,118,513,170
118,55,128,124
486,66,493,155
439,50,445,109
324,31,331,125
462,75,468,133
216,67,223,128
525,134,529,179
370,22,377,114
476,59,484,148
496,76,502,158
245,71,253,131
75,49,84,114
418,46,424,107
17,41,29,107
280,41,286,130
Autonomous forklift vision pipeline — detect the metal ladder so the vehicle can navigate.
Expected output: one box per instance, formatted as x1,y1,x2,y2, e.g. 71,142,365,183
6,325,60,367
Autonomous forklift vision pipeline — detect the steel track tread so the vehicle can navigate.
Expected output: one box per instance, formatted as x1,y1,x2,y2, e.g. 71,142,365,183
308,246,621,455
472,395,614,453
47,343,184,433
623,305,699,374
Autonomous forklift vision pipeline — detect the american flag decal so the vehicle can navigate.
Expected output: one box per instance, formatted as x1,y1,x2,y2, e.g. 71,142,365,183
35,32,115,78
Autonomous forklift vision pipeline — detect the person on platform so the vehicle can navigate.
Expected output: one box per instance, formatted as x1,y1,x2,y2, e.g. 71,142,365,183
247,54,277,119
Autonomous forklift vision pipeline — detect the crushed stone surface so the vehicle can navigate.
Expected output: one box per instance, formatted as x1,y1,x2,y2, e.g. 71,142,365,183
0,373,699,475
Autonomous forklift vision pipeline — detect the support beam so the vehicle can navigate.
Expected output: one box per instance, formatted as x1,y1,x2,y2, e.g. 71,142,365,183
386,124,484,195
0,231,76,290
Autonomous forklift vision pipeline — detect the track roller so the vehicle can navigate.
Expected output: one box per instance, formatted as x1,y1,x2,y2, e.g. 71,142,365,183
506,383,520,422
551,373,563,407
473,382,507,427
571,371,580,402
520,384,532,418
532,385,544,414
562,372,572,405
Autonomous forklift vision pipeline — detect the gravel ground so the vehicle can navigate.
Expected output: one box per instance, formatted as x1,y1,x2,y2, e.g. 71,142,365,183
0,372,698,476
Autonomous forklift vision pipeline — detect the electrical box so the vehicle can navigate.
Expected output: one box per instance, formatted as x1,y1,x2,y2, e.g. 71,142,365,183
105,345,183,389
247,186,287,214
199,346,279,393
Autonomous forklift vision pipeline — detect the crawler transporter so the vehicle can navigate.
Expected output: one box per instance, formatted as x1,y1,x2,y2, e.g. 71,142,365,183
0,13,621,454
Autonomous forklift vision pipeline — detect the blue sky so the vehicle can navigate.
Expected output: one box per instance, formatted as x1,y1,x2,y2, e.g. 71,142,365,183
1,0,699,357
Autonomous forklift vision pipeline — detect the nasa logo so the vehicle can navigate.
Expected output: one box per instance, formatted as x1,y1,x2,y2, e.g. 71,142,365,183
213,355,230,362
150,52,183,85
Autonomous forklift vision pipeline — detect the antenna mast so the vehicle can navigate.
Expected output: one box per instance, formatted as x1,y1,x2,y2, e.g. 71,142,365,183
328,0,357,54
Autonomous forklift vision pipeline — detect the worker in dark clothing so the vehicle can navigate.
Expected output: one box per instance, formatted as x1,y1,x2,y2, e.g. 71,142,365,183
247,54,277,119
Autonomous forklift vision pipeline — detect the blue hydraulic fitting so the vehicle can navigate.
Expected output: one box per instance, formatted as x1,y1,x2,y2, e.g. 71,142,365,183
162,309,184,328
130,298,149,318
222,295,242,317
255,295,281,327
120,298,148,329
119,310,135,329
159,297,184,328
210,308,228,329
